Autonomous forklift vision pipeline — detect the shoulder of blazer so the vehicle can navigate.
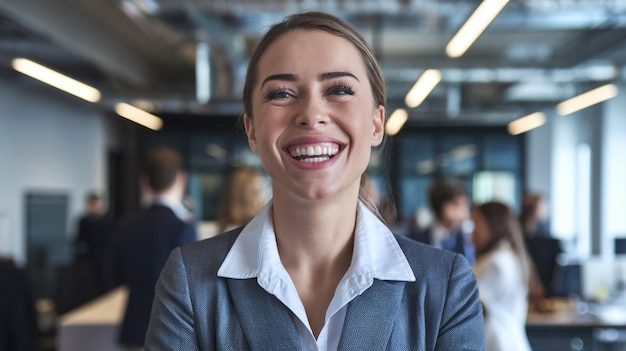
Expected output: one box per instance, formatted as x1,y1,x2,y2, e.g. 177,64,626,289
394,234,460,279
177,227,244,275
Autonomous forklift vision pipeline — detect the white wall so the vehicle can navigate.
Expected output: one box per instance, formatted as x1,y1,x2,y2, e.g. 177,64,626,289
550,109,580,242
525,116,552,197
0,79,109,264
525,85,626,257
601,83,626,257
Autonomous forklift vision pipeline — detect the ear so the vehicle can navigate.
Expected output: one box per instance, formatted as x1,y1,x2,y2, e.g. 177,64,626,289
243,114,259,153
139,176,153,196
371,105,385,147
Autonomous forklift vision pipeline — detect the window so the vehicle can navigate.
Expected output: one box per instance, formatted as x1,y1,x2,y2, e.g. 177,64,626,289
393,127,523,229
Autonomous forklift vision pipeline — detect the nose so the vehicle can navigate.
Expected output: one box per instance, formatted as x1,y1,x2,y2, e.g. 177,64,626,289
294,94,329,128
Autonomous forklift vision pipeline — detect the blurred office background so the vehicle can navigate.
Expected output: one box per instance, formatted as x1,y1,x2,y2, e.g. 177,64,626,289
1,0,626,350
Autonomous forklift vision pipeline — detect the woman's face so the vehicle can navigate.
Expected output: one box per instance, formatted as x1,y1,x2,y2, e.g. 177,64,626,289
244,29,385,203
471,208,490,251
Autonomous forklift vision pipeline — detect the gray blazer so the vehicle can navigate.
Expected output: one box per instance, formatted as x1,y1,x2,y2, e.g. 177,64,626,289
145,228,485,350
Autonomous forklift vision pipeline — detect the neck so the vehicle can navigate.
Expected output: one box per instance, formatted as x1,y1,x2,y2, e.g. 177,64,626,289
154,190,181,203
271,191,358,271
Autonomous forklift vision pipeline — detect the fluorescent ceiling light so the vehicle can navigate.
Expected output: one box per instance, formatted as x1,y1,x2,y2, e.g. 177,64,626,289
12,58,101,103
556,84,618,116
385,109,409,136
446,0,509,58
508,112,546,135
405,69,442,108
115,102,163,130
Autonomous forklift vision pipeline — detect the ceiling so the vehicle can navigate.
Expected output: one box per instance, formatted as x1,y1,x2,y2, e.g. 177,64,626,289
1,0,625,126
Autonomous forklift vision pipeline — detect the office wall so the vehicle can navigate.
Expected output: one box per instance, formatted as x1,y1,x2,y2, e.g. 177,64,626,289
525,115,552,200
526,85,626,257
0,78,110,264
601,82,626,256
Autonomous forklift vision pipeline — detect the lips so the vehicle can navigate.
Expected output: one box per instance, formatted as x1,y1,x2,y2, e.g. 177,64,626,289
287,142,341,163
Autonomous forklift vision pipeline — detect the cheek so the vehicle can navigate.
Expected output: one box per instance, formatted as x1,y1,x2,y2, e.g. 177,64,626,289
472,231,484,250
442,206,454,220
471,219,485,247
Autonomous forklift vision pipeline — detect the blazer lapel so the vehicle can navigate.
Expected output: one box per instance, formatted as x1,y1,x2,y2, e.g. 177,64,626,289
227,279,301,350
337,279,406,350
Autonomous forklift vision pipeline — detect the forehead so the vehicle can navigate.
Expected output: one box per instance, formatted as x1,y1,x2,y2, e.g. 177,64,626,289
256,29,367,80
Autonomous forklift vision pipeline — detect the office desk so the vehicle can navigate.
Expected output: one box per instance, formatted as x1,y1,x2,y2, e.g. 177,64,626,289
57,287,128,351
526,299,626,351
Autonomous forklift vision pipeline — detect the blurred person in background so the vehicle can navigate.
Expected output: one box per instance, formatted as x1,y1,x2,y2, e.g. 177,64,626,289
520,192,562,302
0,256,39,351
56,192,116,315
409,178,475,264
114,146,197,351
73,192,116,295
520,192,550,239
217,167,268,234
361,174,399,230
472,201,532,351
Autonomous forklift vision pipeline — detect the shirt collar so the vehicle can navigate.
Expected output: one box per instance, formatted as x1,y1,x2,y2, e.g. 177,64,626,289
152,195,192,222
217,201,415,284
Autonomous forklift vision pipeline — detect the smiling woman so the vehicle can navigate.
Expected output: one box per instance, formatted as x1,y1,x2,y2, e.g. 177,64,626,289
145,12,485,351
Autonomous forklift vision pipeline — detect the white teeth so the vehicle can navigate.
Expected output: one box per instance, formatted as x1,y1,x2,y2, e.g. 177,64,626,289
289,144,340,158
302,156,329,163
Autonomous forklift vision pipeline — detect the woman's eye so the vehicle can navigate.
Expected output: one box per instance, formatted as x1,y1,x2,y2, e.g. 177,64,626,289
264,89,294,101
327,84,355,96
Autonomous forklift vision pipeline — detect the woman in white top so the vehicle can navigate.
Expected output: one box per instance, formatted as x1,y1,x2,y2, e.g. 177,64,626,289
145,12,485,350
472,201,533,351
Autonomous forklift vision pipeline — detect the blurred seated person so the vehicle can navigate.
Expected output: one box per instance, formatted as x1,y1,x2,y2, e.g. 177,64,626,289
472,201,532,351
0,257,39,351
409,178,475,264
520,192,562,298
217,167,268,234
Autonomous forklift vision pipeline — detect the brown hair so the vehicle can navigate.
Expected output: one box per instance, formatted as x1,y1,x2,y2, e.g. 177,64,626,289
218,168,268,233
429,179,468,220
474,201,531,284
242,11,386,119
142,146,182,193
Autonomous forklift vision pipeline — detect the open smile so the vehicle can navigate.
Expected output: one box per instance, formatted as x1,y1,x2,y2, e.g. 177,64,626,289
287,142,341,163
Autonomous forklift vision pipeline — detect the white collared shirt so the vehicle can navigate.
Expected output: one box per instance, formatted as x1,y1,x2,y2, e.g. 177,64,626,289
152,195,192,222
217,201,415,351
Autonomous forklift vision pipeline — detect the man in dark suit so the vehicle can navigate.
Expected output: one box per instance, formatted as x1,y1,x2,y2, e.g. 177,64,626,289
409,178,475,264
114,146,197,350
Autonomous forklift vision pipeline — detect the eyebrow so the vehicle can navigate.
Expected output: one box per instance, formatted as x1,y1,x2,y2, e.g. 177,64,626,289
319,71,359,82
261,73,299,87
260,71,359,88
